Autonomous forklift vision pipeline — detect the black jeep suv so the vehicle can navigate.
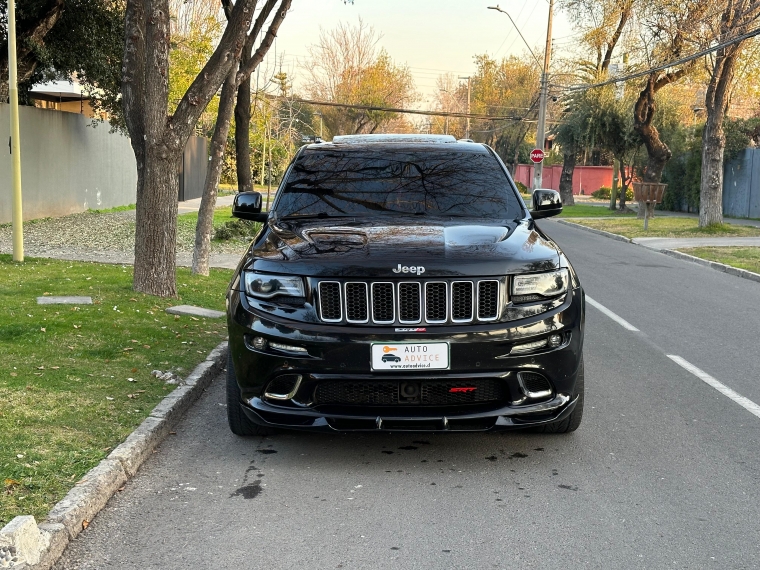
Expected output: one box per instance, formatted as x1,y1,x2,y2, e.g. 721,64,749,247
226,134,585,435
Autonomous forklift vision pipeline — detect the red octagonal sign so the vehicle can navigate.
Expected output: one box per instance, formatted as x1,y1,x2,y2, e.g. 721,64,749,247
530,148,545,163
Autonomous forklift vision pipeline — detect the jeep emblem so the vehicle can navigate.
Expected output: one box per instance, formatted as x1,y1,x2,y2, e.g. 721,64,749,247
393,264,425,275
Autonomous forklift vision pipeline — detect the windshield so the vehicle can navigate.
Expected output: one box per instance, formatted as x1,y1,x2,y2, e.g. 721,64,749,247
274,146,525,220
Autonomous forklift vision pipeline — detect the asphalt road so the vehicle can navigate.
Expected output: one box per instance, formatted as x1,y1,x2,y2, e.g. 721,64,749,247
55,220,760,570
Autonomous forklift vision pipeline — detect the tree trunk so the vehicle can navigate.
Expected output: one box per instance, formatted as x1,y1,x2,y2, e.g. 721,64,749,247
134,145,181,297
700,20,743,226
193,72,238,276
559,150,576,206
634,74,673,219
235,75,253,194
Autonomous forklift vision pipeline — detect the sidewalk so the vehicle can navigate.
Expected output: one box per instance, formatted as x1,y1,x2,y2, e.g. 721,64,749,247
570,196,760,229
633,236,760,249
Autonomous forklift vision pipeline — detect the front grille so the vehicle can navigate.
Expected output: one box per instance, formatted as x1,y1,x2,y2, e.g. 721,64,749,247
317,279,502,325
314,379,507,406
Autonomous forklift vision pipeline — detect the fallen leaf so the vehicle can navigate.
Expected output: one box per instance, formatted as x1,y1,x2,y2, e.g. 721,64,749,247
4,478,20,487
37,366,45,370
106,397,114,401
82,520,89,529
10,372,17,377
169,431,177,435
51,366,60,370
43,292,51,296
143,345,151,349
130,298,137,302
131,368,138,373
40,327,46,332
135,390,146,394
73,324,81,329
123,347,133,352
131,339,139,343
68,346,75,350
117,486,125,492
190,316,199,321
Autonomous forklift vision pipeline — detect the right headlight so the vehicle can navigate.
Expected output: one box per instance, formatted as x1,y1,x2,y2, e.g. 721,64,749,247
511,268,569,304
244,272,305,299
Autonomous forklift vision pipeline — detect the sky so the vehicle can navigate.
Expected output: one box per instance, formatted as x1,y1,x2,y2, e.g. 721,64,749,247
263,0,576,107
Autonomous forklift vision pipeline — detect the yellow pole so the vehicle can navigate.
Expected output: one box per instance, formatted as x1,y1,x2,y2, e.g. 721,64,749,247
8,0,24,261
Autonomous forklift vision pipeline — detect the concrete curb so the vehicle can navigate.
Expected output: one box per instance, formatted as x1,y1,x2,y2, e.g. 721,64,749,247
0,341,229,569
556,219,760,284
660,249,760,283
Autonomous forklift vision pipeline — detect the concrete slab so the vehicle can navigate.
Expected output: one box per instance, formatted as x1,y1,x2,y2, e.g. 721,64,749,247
36,296,92,305
165,305,225,319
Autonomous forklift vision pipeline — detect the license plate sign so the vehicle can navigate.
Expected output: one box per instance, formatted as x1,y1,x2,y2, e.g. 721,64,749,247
371,342,449,371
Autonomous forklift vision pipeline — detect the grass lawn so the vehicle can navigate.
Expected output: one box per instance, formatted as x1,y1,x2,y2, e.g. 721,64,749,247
563,217,760,239
677,247,760,274
558,204,636,218
0,256,232,526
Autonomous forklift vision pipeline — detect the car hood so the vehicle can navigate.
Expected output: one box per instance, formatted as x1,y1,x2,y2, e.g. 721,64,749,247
244,217,561,278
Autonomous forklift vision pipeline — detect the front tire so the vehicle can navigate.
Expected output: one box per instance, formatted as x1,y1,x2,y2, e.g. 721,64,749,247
534,355,584,434
226,352,277,436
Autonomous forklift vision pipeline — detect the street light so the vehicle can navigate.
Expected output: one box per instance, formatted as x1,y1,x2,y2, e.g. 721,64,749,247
488,2,554,190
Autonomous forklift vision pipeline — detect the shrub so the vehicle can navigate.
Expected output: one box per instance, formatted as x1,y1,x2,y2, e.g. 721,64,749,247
515,181,529,194
213,219,260,241
591,185,633,201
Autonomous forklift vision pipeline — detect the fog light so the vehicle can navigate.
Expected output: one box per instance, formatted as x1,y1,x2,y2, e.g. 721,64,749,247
252,336,267,350
511,339,548,354
269,341,308,355
547,334,562,348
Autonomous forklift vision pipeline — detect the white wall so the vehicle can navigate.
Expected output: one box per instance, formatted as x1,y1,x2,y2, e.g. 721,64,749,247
0,105,138,223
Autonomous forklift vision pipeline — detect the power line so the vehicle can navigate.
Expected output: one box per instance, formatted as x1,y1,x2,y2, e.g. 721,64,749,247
287,96,533,122
565,25,760,92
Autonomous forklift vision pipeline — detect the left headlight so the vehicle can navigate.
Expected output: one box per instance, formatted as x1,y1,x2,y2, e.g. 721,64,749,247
244,272,305,299
511,268,569,303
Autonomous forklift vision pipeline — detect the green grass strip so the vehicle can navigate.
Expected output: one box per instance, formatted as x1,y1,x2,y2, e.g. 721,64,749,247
0,256,232,525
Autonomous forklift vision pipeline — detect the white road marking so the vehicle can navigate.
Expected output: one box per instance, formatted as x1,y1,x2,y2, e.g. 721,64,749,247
667,355,760,420
585,296,640,331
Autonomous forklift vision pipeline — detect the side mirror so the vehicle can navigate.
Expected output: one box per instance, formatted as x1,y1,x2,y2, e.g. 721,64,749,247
232,191,267,222
530,189,562,219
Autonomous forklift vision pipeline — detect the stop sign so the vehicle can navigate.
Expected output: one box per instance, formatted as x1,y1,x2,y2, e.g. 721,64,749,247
530,148,545,163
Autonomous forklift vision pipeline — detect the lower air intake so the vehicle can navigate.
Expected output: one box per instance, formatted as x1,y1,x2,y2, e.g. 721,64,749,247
517,371,553,399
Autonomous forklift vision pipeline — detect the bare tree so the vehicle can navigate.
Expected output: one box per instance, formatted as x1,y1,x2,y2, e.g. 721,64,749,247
699,0,760,226
632,0,711,218
192,0,290,276
122,0,256,296
303,19,416,136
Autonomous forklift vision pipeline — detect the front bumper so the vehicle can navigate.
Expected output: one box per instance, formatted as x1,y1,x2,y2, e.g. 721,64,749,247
227,286,585,432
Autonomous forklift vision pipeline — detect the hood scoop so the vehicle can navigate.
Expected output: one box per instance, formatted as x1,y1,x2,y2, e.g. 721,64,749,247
301,228,369,252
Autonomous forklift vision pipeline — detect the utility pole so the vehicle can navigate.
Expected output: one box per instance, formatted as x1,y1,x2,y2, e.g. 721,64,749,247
459,76,471,139
8,0,24,262
533,0,554,191
487,3,552,189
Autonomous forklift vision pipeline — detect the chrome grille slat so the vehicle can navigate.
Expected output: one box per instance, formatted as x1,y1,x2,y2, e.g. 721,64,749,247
477,280,500,321
345,282,369,323
371,282,395,323
398,282,422,324
318,282,342,322
425,282,448,323
318,279,502,324
451,281,474,322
